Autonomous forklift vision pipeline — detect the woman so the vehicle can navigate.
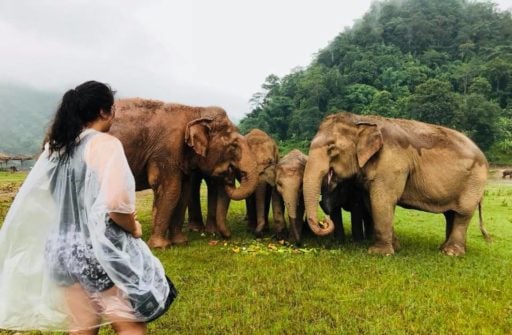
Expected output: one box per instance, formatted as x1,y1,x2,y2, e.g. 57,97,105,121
0,81,175,334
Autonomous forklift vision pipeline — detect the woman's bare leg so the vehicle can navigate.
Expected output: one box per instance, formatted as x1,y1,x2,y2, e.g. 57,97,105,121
99,286,146,335
64,284,101,335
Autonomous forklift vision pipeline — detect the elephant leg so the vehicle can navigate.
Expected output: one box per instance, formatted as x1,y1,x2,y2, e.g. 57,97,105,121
362,206,374,240
392,229,400,251
297,201,306,241
264,184,272,231
443,210,455,241
246,195,257,231
271,189,286,240
367,176,406,255
205,177,219,234
215,184,232,238
147,163,183,248
351,202,364,242
169,178,190,246
440,211,471,256
331,206,345,242
187,172,205,232
368,201,396,255
254,182,268,236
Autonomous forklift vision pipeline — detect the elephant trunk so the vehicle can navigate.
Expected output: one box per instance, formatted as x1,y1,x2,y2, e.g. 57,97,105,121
282,189,301,243
281,184,298,217
303,147,334,236
225,140,259,201
288,216,301,244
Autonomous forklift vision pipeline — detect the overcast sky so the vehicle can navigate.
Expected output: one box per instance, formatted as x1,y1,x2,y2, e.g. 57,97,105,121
1,0,511,121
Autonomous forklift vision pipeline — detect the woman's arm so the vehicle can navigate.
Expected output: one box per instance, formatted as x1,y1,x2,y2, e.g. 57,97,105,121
85,135,140,237
108,212,142,238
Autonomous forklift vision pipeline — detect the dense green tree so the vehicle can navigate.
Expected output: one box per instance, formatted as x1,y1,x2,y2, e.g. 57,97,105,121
407,79,461,127
457,94,501,150
342,84,378,114
468,77,492,96
484,57,512,106
364,90,399,117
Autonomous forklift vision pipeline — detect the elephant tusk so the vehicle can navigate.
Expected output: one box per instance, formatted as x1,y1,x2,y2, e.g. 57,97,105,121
327,168,334,186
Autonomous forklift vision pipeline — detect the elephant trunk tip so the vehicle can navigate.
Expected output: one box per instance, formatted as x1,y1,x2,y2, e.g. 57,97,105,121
307,216,335,236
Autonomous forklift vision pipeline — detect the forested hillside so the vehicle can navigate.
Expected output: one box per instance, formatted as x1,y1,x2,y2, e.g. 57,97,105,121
239,0,512,163
0,83,58,155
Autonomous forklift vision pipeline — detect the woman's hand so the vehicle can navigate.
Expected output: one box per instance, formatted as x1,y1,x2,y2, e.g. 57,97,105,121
108,211,142,238
132,220,143,238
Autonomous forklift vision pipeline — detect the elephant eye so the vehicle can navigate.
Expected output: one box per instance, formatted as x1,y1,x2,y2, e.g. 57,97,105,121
228,142,240,156
327,144,340,158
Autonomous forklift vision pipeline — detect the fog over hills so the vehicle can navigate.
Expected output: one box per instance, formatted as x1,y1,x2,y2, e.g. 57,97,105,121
0,82,59,155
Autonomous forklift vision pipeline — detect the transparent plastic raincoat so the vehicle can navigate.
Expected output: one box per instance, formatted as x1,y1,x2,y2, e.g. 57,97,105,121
0,129,173,331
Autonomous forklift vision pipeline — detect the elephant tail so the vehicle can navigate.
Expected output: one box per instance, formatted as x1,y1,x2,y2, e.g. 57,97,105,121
478,201,492,242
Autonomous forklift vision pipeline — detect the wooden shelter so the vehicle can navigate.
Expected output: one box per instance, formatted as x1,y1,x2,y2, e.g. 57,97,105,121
0,152,35,169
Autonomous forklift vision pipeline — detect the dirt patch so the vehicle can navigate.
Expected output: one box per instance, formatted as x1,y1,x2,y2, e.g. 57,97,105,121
0,182,20,201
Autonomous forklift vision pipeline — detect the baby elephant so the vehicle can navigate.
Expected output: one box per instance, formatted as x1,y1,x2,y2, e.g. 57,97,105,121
275,150,308,244
503,169,512,179
245,129,285,238
320,175,373,242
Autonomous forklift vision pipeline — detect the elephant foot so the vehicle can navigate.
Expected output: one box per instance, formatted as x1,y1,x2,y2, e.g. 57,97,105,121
171,231,189,246
441,242,465,256
393,235,401,251
254,223,266,238
368,243,394,256
187,221,205,232
205,223,218,235
254,230,264,238
217,227,232,239
247,220,257,231
352,235,364,243
275,228,288,241
148,235,172,249
334,230,346,242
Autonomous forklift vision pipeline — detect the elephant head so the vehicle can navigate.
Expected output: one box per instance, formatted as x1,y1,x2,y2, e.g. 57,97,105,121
303,113,383,236
185,108,259,200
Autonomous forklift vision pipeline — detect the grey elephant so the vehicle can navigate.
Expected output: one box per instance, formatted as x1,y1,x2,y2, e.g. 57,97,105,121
303,112,491,256
319,176,373,242
275,149,308,243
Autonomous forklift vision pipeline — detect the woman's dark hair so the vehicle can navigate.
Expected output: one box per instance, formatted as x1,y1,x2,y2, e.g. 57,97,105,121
47,80,115,160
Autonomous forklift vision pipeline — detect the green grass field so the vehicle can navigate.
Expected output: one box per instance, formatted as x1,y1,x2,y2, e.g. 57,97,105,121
0,171,511,334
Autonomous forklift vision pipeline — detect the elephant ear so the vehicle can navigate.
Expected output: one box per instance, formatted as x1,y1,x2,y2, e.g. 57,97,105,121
356,122,383,168
185,118,213,157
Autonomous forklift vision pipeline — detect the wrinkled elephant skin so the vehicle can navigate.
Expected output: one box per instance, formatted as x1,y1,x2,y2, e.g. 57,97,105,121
303,112,490,256
244,129,286,238
109,98,259,248
275,149,308,244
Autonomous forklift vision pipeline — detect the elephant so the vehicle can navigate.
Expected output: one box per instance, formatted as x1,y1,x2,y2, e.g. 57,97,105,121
319,176,373,242
186,171,232,236
275,149,308,244
303,112,491,256
502,169,512,179
244,129,286,238
109,98,259,248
